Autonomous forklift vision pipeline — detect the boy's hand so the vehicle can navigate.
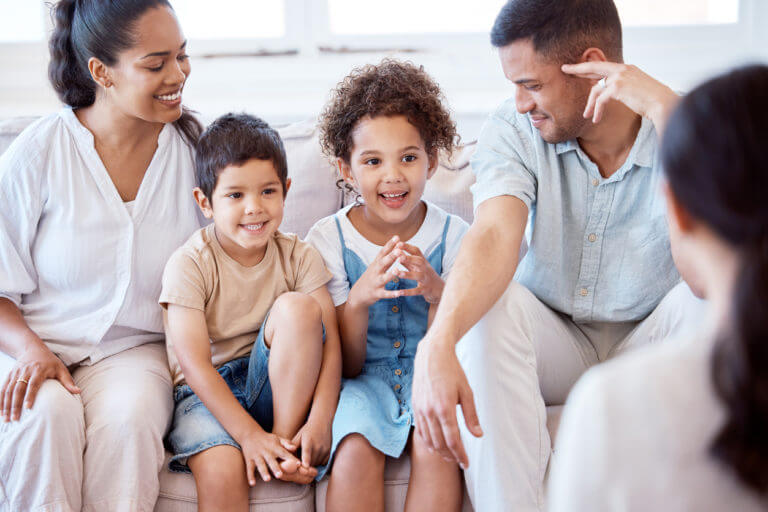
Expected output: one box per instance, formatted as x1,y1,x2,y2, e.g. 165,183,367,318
239,428,301,485
291,417,332,468
393,243,445,304
347,236,406,308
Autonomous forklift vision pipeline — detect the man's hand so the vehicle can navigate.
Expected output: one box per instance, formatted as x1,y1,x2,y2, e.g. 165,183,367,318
412,336,483,469
291,417,332,469
561,61,679,132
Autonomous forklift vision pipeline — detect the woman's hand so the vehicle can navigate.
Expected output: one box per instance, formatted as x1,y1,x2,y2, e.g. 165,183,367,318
394,243,445,304
561,61,679,132
1,340,80,422
347,236,405,309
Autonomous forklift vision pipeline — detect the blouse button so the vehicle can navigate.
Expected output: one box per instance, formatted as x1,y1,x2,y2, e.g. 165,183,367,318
394,341,401,349
394,384,401,391
392,277,400,284
395,369,402,376
392,305,400,313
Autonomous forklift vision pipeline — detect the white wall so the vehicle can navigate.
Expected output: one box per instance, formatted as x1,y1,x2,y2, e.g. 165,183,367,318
1,1,766,141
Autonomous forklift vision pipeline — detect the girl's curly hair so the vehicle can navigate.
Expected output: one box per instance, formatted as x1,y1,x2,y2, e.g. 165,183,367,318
318,59,458,163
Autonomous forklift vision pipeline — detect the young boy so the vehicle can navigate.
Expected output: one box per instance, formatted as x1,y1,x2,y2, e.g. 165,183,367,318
160,113,341,510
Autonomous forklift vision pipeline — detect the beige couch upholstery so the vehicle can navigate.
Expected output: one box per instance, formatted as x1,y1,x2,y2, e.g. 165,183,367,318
0,115,563,512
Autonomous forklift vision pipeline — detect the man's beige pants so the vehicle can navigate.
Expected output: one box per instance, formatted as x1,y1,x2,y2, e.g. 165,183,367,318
456,281,701,512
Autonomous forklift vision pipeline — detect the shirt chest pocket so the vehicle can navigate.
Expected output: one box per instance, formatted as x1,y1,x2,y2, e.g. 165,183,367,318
618,216,674,293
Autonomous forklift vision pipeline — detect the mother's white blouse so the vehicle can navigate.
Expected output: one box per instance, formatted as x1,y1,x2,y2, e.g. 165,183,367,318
0,108,202,366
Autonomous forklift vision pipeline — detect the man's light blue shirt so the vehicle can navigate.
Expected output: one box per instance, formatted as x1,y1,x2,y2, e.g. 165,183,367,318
470,98,680,323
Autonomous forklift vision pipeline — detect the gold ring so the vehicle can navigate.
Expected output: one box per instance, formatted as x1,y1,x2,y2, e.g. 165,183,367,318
16,378,28,385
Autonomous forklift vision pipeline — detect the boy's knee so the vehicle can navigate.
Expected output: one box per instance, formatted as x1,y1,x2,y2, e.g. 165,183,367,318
271,292,321,321
191,446,249,502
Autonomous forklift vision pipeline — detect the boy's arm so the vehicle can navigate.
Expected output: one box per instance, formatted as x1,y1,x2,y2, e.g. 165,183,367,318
165,304,300,482
335,299,369,377
294,285,342,467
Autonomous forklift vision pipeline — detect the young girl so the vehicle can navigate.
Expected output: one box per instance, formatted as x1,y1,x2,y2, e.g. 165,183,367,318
306,59,469,511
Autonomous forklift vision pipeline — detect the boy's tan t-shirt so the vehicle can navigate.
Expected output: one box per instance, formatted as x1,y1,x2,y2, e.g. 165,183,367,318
159,223,332,386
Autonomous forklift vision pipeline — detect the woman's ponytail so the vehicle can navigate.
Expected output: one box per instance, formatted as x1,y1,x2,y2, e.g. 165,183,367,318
711,236,768,493
48,0,96,108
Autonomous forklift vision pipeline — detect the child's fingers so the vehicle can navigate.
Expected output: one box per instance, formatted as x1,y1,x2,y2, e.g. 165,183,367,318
302,440,313,468
255,456,272,482
246,458,258,486
375,236,401,261
265,453,284,479
397,285,424,298
396,270,422,282
280,437,297,453
400,243,424,258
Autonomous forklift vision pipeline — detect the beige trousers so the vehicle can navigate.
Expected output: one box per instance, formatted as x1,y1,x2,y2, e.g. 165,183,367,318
0,342,173,512
455,281,702,512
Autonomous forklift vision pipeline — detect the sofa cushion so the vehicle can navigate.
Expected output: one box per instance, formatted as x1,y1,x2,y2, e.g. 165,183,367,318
155,453,314,512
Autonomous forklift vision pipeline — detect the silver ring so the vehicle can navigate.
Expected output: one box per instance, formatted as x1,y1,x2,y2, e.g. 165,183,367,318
598,77,607,89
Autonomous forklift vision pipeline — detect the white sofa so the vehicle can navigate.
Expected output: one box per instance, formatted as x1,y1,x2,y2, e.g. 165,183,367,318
0,115,562,512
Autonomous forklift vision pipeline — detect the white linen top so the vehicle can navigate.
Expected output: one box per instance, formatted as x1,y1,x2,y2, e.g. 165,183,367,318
549,329,768,511
0,108,203,366
305,201,469,307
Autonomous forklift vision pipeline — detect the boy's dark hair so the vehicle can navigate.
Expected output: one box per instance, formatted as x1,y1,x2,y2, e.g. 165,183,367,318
490,0,623,63
318,59,457,163
195,113,288,199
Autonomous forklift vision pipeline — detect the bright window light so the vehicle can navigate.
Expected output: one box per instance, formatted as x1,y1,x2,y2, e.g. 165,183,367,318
172,0,285,39
328,0,739,35
328,0,507,35
0,0,45,42
616,0,738,26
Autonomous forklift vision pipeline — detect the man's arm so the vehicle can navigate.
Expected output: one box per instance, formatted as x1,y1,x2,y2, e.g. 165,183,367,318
412,195,528,468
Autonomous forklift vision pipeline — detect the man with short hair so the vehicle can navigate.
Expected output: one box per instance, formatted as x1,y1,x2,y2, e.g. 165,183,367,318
411,0,697,509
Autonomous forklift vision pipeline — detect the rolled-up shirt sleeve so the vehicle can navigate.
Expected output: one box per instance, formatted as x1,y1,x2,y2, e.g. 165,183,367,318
0,144,44,306
469,109,538,213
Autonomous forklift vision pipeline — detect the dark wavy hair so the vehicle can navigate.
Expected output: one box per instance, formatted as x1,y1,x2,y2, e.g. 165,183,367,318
490,0,623,63
48,0,201,146
195,113,288,201
661,64,768,494
318,58,457,164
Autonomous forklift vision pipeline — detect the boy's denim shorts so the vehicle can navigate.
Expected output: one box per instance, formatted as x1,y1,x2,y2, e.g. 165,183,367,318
166,324,274,473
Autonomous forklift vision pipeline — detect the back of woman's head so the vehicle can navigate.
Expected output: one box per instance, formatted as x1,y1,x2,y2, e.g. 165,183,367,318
49,0,171,108
662,64,768,494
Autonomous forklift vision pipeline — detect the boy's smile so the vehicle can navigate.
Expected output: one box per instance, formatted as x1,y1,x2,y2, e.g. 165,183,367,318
194,158,290,267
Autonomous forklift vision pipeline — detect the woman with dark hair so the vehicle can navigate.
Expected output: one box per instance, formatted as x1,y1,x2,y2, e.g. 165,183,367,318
0,1,202,510
548,64,768,510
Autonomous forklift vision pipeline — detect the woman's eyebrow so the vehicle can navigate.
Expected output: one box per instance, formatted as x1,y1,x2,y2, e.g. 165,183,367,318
141,40,187,59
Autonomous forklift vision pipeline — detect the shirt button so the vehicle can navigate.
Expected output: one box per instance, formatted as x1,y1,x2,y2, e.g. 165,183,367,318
580,288,589,297
392,277,400,284
592,178,599,186
395,369,402,376
394,384,401,391
394,341,401,348
588,233,597,242
392,305,400,313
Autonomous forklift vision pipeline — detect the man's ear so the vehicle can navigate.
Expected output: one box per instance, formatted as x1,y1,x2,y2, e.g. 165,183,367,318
579,47,608,64
193,187,214,219
88,57,113,89
426,149,440,179
663,182,696,234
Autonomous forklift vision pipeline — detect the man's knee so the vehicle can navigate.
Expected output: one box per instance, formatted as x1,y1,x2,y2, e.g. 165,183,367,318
24,379,84,434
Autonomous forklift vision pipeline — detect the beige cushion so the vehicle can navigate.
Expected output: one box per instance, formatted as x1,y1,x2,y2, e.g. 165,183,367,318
155,454,314,512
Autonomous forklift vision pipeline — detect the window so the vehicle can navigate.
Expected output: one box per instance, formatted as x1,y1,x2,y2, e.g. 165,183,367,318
174,0,285,39
0,0,45,42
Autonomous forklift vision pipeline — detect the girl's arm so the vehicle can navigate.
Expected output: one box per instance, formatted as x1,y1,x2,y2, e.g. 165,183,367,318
165,305,301,483
337,236,404,377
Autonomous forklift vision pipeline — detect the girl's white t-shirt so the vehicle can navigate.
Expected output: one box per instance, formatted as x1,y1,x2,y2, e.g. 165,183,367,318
305,200,469,307
0,108,204,366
